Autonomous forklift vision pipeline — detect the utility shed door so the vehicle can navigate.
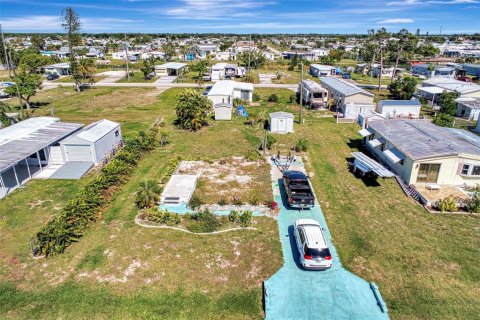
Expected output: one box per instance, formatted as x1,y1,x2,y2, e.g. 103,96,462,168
278,118,287,131
64,145,93,162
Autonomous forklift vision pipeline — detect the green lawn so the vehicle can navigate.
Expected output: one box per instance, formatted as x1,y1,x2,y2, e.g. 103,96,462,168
116,71,159,83
1,86,479,319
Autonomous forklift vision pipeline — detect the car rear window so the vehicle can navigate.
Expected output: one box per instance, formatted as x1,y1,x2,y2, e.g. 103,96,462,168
305,247,331,258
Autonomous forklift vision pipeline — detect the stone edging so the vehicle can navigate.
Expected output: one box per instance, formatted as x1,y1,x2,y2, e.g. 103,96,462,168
134,216,257,235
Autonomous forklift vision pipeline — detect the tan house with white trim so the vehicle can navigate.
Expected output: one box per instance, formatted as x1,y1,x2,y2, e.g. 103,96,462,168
365,119,480,187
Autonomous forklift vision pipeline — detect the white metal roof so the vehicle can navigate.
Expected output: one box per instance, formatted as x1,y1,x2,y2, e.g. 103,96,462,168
0,117,59,146
358,128,374,137
367,138,385,148
383,148,405,163
0,117,83,172
421,78,480,94
417,86,445,94
270,111,294,119
155,62,187,70
45,63,70,68
62,119,119,144
211,63,228,70
351,152,395,178
207,80,253,97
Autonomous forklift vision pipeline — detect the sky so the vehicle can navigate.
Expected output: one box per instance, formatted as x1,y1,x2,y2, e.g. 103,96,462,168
0,0,479,34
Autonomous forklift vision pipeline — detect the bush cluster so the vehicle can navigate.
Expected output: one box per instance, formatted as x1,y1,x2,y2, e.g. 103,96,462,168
295,138,310,152
143,208,180,226
436,195,458,212
32,124,161,257
186,209,220,233
267,94,279,103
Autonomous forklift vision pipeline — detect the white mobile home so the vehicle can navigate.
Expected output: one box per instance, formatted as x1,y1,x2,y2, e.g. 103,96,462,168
270,112,294,133
456,97,480,121
206,80,253,106
319,77,375,119
376,100,421,118
365,119,480,187
44,63,70,75
60,119,122,165
154,62,187,77
309,64,336,77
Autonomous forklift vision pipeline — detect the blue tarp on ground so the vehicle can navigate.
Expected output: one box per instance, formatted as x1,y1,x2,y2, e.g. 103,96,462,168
264,161,389,320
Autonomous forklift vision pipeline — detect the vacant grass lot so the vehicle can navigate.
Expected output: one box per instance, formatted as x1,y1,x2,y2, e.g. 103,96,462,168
1,86,479,319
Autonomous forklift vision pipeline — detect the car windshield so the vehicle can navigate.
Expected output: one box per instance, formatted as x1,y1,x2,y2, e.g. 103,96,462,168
312,92,323,98
305,247,330,258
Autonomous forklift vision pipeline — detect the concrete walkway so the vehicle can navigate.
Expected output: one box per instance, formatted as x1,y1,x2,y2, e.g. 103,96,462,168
264,159,389,320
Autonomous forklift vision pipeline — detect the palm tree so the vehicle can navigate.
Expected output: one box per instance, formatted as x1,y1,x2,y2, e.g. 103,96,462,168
188,45,201,60
77,58,96,83
135,180,161,209
180,45,189,62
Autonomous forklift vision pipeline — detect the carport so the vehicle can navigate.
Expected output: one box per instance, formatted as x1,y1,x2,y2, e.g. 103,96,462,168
0,117,82,199
154,62,187,77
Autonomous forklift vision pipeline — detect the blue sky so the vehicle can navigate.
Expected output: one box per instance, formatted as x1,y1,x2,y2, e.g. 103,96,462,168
1,0,479,34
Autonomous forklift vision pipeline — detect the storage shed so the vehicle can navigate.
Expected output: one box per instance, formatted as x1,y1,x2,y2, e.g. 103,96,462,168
60,119,122,165
214,103,232,120
270,112,294,133
376,100,421,118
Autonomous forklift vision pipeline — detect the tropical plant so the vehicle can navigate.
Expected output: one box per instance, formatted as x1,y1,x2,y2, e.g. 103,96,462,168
5,72,42,109
466,192,480,213
387,77,417,100
436,196,458,212
267,93,279,102
228,210,240,222
140,56,156,79
237,50,266,69
175,89,211,131
135,180,162,209
239,210,253,227
77,58,96,83
188,193,204,210
295,138,310,152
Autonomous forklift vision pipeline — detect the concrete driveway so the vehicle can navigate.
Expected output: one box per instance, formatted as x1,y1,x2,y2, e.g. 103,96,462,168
264,159,389,320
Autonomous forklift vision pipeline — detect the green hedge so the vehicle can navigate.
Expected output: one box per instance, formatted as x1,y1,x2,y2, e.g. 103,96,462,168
32,125,160,257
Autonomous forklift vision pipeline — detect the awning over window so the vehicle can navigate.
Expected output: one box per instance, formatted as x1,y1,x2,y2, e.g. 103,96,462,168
358,128,374,137
383,148,405,163
367,137,385,148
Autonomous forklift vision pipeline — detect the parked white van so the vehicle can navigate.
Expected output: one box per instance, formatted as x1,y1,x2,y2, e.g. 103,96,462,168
294,219,332,270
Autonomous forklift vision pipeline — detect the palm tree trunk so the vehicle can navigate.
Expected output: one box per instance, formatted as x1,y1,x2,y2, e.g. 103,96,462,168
391,46,403,82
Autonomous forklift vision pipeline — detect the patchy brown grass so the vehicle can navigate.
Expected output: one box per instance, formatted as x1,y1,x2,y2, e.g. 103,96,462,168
176,157,272,205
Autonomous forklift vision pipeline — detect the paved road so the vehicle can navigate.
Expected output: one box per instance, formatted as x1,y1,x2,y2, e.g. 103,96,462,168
264,159,389,320
42,81,298,91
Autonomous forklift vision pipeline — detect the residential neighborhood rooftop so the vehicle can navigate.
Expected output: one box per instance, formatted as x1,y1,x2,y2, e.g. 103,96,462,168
0,117,83,172
62,119,119,144
320,77,374,97
368,119,480,160
378,100,421,106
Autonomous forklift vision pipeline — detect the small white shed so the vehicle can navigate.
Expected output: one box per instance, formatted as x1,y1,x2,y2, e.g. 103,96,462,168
270,112,294,133
214,103,232,120
60,119,122,165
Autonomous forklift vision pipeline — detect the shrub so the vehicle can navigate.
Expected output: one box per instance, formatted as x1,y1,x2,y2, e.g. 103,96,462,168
175,89,211,131
288,94,296,103
250,196,259,205
252,92,261,102
267,93,279,103
189,193,204,210
239,210,253,227
32,123,161,257
263,133,277,150
244,73,254,83
217,198,228,206
246,149,261,161
466,193,480,213
135,180,161,209
228,210,240,223
232,196,244,206
186,209,220,233
295,138,310,152
436,196,458,212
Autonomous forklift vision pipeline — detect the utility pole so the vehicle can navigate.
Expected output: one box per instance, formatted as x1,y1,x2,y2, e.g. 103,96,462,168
378,45,383,92
124,33,130,81
0,24,11,77
299,62,303,124
8,51,23,109
248,34,251,74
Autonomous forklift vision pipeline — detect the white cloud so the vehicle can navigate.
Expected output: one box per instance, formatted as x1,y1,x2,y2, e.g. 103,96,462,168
387,0,479,5
378,18,415,23
1,15,135,31
162,0,276,20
